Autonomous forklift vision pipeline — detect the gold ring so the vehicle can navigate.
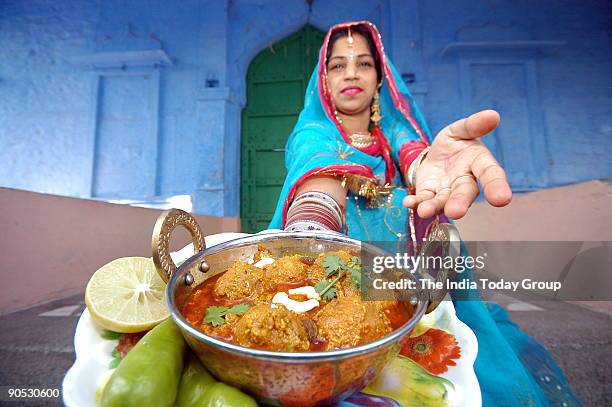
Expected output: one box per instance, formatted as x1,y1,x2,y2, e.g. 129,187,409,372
451,174,477,188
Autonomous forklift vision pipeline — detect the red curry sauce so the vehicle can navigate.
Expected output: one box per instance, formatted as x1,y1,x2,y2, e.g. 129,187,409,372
182,270,415,351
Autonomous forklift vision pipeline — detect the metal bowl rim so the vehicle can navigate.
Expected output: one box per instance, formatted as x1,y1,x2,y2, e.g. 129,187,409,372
166,231,429,361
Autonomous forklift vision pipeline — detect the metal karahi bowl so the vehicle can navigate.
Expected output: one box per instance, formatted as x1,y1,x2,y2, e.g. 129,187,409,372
151,209,459,406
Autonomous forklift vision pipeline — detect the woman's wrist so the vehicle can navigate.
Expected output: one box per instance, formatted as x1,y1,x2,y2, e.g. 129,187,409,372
406,146,430,192
398,141,428,176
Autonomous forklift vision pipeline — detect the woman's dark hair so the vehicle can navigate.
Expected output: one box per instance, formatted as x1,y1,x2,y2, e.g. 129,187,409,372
326,25,382,83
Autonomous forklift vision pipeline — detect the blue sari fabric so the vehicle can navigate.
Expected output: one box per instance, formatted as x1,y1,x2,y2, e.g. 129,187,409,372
269,21,581,407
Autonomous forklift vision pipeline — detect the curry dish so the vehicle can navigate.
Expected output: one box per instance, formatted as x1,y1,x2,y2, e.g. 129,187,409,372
182,248,414,352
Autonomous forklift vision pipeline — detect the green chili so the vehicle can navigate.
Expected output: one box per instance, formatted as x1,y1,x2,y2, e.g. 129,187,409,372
174,354,215,406
101,318,186,407
174,354,257,407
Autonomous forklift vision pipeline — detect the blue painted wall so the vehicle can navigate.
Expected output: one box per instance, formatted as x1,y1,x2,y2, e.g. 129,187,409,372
1,0,610,216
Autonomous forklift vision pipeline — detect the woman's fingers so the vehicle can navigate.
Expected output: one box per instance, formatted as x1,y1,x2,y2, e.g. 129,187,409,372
441,109,501,141
402,189,435,209
403,177,453,218
416,187,452,218
471,150,512,207
444,175,480,219
404,164,509,218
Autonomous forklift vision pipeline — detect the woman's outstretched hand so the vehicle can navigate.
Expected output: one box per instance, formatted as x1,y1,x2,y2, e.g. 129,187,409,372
402,109,512,219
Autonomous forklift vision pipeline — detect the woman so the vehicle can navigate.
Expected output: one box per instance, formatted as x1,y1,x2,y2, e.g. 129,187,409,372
270,21,580,406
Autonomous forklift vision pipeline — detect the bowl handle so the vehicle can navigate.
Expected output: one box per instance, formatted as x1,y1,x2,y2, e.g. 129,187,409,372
151,208,206,283
418,223,462,313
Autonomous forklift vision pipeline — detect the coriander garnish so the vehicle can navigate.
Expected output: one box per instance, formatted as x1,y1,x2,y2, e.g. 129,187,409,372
347,256,362,289
100,329,123,341
203,303,252,326
323,255,344,277
109,348,122,369
315,254,362,300
315,271,344,300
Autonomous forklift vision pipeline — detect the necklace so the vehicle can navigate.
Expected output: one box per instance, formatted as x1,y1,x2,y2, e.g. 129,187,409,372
349,131,374,148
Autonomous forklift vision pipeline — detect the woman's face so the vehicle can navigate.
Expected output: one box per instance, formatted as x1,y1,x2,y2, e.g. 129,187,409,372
326,32,378,118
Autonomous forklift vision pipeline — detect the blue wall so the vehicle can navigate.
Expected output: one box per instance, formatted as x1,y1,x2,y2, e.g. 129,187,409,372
1,0,611,216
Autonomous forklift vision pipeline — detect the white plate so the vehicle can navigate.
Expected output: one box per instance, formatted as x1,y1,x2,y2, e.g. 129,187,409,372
429,300,481,407
63,232,481,407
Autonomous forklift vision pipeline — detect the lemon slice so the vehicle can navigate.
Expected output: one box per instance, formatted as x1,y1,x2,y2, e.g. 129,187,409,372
85,257,169,333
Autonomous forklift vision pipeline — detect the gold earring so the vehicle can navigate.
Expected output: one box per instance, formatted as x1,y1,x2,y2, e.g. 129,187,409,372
371,91,381,126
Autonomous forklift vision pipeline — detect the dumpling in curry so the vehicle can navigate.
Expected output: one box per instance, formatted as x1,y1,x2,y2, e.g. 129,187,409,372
234,304,310,352
263,255,309,287
214,260,264,300
314,296,392,350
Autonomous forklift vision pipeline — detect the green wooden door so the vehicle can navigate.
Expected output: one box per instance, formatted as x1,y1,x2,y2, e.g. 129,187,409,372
241,26,324,233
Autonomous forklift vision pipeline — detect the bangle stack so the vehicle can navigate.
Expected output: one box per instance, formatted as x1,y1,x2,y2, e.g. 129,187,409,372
284,191,344,233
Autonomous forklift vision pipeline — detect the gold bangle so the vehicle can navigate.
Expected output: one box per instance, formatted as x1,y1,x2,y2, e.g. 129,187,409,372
407,146,430,191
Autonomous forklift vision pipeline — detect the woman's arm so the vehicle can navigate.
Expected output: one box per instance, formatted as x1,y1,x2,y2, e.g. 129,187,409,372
294,176,348,203
284,176,348,233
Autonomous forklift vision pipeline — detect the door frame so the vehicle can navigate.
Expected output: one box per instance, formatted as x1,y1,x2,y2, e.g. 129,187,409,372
88,68,161,198
458,57,550,189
